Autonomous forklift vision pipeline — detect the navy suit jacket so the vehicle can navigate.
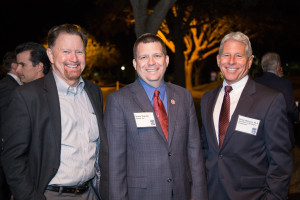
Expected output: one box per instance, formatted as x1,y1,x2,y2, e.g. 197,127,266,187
256,72,299,145
201,78,293,200
1,72,109,200
104,80,208,200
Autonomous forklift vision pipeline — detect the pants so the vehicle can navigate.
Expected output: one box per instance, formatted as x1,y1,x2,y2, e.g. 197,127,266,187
0,166,11,200
44,183,99,200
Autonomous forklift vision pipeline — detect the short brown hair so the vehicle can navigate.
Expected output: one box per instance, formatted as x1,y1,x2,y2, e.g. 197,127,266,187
133,33,167,59
47,24,87,49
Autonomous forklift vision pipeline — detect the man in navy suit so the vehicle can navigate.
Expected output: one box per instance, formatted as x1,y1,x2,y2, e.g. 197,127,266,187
0,51,21,200
255,52,299,146
201,32,292,199
104,33,208,200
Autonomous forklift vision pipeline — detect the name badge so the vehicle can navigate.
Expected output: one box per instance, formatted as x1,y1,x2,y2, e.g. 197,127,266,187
235,115,260,136
134,112,156,128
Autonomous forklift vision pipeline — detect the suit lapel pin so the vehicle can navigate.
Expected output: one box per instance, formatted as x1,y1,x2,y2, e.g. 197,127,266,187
171,99,175,104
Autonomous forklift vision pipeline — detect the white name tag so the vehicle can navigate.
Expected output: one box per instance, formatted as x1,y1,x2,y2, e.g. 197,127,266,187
235,115,260,136
134,112,156,128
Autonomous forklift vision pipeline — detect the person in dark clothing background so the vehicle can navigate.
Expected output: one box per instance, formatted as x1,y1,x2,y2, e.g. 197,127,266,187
256,52,299,146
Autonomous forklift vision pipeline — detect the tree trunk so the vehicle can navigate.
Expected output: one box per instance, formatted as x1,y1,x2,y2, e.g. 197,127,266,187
194,66,202,86
185,61,193,91
171,17,186,88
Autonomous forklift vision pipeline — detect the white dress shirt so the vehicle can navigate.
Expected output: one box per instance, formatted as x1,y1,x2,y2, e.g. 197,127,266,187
213,75,249,144
49,72,99,186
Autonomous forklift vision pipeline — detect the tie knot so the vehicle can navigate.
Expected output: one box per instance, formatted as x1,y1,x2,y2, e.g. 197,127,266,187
154,89,160,97
224,86,233,93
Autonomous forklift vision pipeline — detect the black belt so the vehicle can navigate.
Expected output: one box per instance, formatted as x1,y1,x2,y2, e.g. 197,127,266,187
46,181,90,194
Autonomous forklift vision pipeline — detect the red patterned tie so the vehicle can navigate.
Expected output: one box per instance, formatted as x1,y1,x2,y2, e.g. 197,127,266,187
153,89,168,141
219,86,233,148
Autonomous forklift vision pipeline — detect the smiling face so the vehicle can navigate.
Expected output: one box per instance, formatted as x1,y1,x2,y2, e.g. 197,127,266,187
133,41,169,88
47,33,85,87
217,39,253,85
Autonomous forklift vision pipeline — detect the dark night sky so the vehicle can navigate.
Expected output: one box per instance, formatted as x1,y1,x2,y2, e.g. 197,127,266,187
1,0,92,58
1,0,300,66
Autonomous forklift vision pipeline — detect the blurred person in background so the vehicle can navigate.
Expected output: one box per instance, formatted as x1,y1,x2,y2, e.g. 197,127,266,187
0,50,21,200
256,52,299,146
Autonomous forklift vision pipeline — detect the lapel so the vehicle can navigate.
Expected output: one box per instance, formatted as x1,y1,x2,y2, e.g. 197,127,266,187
207,85,222,151
84,80,106,140
43,72,61,150
221,78,256,149
130,80,168,144
165,83,179,148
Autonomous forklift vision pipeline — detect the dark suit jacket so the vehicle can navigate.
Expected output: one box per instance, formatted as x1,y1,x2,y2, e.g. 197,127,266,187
201,78,293,200
1,72,109,200
0,74,19,162
104,80,208,200
256,72,299,145
0,74,19,200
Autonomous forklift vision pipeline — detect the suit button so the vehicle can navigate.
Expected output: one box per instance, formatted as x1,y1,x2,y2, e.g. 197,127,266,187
167,178,172,183
168,152,172,156
52,168,58,173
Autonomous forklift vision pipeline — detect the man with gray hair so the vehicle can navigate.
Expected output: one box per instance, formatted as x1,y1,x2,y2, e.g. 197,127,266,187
200,32,292,199
256,52,299,146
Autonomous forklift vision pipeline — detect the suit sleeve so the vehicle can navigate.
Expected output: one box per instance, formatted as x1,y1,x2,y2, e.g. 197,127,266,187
264,93,293,199
103,93,128,200
1,89,46,200
186,92,208,200
285,81,299,122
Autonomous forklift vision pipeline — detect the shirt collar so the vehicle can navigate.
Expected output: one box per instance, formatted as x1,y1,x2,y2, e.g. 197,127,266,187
53,71,85,96
222,75,248,92
267,71,278,76
138,78,166,102
7,73,23,85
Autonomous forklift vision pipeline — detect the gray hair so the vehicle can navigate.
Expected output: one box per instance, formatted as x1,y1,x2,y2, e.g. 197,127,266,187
219,32,252,57
261,52,281,72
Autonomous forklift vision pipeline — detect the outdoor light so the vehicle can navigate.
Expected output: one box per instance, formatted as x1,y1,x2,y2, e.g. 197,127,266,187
121,65,125,71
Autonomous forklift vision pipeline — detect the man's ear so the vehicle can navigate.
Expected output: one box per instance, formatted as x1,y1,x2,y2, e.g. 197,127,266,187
46,48,54,63
11,62,18,71
216,55,220,68
36,62,44,73
133,59,137,70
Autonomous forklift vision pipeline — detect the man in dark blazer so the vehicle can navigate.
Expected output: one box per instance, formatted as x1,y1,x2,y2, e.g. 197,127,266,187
201,32,292,200
1,24,108,200
104,33,208,200
0,51,21,200
255,52,299,146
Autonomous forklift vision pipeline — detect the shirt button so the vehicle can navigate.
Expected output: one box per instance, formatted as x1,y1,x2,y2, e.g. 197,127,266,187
219,155,223,159
167,178,172,183
168,152,172,157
